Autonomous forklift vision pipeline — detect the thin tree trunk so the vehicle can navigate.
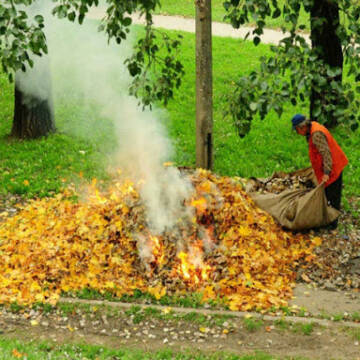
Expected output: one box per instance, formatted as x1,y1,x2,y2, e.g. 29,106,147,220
310,0,343,128
195,0,213,169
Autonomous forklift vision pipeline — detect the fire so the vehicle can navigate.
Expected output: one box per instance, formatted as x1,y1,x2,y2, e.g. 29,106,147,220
82,173,214,286
176,241,213,286
191,197,207,213
149,235,165,268
178,252,191,279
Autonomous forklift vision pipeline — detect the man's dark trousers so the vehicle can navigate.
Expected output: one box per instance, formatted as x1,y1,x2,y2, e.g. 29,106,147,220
325,172,343,228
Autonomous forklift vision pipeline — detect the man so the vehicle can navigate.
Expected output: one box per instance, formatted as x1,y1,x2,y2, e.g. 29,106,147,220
291,114,348,228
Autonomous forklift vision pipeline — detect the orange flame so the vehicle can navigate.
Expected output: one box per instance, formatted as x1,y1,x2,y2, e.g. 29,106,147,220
178,252,191,279
149,235,165,268
81,173,213,286
190,197,207,213
176,241,212,286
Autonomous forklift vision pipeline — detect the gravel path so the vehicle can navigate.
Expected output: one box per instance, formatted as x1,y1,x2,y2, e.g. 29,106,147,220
87,8,311,45
1,301,359,359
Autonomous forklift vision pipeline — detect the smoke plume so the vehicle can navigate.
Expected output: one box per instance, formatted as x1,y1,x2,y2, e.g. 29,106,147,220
17,0,193,234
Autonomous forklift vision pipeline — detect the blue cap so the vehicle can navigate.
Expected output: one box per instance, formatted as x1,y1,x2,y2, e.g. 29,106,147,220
291,114,306,130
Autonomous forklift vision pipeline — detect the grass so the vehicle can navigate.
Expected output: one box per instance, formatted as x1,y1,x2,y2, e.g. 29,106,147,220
243,317,264,332
275,320,315,336
122,305,235,327
275,319,290,331
319,311,360,323
292,322,315,336
349,328,360,341
67,287,225,309
351,312,360,322
0,77,113,199
162,30,360,202
155,0,309,30
1,29,359,203
275,320,313,335
0,337,295,360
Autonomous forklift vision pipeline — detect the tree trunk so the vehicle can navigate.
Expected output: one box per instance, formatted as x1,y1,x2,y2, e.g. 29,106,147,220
12,85,55,139
11,55,55,140
310,0,343,128
195,0,213,169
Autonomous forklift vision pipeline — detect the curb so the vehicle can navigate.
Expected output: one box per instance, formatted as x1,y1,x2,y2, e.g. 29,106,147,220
60,297,360,329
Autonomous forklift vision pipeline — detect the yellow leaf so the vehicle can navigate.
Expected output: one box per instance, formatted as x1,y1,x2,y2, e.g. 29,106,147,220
198,181,212,193
105,281,115,289
30,320,38,326
190,197,207,212
202,285,215,301
12,349,24,358
312,237,322,246
199,327,209,333
23,180,29,186
148,284,166,300
61,284,71,292
238,226,251,237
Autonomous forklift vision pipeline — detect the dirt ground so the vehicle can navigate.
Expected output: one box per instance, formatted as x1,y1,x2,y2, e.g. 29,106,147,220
291,284,360,316
1,302,359,360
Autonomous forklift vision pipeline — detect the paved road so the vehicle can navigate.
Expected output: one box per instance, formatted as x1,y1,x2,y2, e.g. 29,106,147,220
87,8,310,46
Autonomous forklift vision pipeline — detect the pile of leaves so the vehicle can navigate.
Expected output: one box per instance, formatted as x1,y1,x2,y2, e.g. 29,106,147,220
0,169,320,310
244,168,360,291
246,172,315,195
297,211,360,290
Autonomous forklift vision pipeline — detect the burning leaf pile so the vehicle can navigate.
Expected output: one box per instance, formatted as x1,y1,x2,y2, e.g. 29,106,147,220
0,169,320,310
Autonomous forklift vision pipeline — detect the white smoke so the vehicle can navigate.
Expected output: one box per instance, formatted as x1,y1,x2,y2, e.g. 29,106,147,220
15,55,52,108
18,0,193,234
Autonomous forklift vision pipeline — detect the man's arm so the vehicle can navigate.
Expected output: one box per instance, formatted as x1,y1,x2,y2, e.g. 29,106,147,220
312,131,332,182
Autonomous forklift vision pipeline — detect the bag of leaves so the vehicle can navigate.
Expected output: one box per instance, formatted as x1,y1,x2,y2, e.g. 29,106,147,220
247,168,340,230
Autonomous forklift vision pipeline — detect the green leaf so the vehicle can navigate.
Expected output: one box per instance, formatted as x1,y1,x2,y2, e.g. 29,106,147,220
68,12,76,22
326,68,337,77
313,106,321,118
272,8,281,18
223,1,231,11
34,15,44,24
253,36,261,46
249,102,258,111
123,17,132,26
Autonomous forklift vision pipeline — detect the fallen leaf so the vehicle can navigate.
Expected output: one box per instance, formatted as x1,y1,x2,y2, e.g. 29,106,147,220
301,273,311,283
12,349,24,358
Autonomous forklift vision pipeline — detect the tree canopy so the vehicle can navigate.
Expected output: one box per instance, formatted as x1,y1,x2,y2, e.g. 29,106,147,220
224,0,360,134
3,0,360,137
0,0,183,108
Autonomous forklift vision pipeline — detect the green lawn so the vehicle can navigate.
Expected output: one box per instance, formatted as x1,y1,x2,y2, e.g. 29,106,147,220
156,0,309,30
0,75,112,197
0,337,301,360
161,31,359,202
0,29,359,203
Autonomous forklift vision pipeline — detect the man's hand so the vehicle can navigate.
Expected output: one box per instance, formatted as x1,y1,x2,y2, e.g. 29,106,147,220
321,174,330,184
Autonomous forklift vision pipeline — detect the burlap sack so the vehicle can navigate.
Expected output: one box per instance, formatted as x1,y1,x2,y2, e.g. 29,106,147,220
248,168,340,230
